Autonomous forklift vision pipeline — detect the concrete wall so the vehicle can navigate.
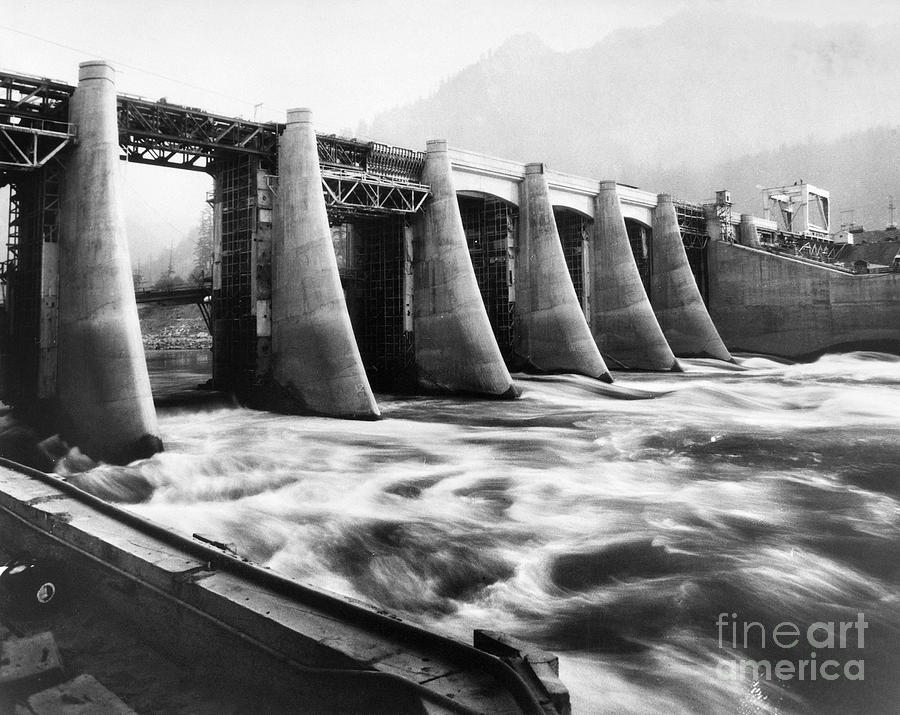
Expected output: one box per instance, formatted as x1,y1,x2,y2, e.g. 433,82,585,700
708,241,900,357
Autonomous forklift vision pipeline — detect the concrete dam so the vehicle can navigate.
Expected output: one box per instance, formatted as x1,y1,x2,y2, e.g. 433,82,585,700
2,61,898,465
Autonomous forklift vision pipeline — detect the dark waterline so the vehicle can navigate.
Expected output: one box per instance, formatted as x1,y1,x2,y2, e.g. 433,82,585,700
77,350,900,714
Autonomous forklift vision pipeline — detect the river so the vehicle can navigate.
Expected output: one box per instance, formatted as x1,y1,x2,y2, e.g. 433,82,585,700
68,350,900,714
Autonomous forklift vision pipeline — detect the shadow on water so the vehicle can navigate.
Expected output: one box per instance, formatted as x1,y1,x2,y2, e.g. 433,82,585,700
145,348,235,410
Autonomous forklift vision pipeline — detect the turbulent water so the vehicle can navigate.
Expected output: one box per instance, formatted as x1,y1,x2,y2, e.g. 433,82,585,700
66,350,900,714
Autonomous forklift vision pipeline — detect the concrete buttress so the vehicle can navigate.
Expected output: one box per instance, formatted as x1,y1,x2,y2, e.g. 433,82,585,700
650,194,733,361
414,140,516,396
271,109,380,418
516,164,611,380
592,182,679,371
56,61,162,463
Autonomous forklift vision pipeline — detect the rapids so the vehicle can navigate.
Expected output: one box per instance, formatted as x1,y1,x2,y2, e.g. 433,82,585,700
65,351,900,713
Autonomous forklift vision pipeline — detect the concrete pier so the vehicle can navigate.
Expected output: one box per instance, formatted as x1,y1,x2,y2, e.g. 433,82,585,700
591,182,679,371
516,164,610,380
56,61,161,463
414,140,515,396
271,109,380,418
739,214,760,248
651,194,732,361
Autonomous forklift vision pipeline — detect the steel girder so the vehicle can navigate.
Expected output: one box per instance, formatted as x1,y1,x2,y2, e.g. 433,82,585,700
321,168,429,219
117,96,278,171
1,71,72,118
0,120,74,170
1,71,73,182
674,200,710,248
0,69,434,218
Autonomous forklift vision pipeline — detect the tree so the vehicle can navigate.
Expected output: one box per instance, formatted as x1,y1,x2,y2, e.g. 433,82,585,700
153,246,183,291
132,262,145,291
190,207,214,285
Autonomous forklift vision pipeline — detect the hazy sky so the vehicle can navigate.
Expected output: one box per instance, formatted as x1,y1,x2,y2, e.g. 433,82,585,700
3,0,900,261
3,0,898,132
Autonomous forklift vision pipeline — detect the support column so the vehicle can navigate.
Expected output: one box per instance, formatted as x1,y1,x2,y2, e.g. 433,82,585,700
37,240,59,398
57,61,161,463
516,164,610,380
413,140,515,396
402,222,414,333
591,181,679,371
651,194,732,361
271,109,379,419
739,214,760,248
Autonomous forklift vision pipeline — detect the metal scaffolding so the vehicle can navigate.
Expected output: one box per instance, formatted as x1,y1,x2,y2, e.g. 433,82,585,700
459,195,516,358
554,208,590,306
321,170,429,219
675,200,710,304
211,155,257,393
316,136,425,182
624,219,652,291
117,96,276,171
2,164,61,404
318,135,429,223
0,71,74,182
350,216,414,390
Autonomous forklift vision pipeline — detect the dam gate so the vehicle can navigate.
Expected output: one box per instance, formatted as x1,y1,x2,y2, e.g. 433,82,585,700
0,69,430,402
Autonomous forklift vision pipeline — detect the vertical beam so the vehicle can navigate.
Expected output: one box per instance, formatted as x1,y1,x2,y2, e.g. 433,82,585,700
591,181,679,371
212,196,223,292
5,176,43,406
254,167,273,375
582,227,591,322
57,61,161,463
506,214,517,304
650,194,732,361
271,108,379,418
414,140,515,396
516,164,610,380
800,183,810,234
35,165,62,399
37,241,58,397
209,178,226,389
402,222,414,333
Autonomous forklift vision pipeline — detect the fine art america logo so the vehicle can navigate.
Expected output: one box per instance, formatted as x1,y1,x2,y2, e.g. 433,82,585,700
716,613,867,681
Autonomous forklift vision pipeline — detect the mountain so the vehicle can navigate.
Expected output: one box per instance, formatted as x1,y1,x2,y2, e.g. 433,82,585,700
360,8,900,224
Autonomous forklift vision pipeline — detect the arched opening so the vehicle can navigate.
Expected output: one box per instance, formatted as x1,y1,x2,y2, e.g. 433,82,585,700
553,207,592,309
624,218,652,292
457,192,517,359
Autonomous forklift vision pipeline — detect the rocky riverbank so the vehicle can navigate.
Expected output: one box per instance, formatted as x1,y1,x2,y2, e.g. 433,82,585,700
138,304,211,350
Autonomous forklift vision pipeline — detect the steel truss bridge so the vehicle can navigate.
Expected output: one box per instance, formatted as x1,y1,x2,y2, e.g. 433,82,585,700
0,69,430,216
